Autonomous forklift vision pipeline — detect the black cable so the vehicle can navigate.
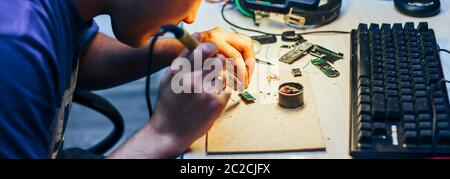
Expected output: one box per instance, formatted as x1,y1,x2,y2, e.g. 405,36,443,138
439,49,450,83
146,31,165,118
427,49,450,89
221,2,350,36
439,49,450,55
298,30,350,35
221,2,281,36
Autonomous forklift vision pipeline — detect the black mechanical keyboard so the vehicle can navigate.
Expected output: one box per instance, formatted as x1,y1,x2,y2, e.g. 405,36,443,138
350,22,450,158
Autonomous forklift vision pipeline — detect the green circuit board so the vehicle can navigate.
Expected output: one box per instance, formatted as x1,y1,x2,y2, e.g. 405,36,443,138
311,57,340,78
239,90,256,102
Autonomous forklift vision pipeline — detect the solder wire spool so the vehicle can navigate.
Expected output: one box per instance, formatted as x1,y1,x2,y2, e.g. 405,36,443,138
278,82,304,109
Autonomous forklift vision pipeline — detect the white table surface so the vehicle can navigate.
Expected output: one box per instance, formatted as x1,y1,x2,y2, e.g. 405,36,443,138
176,0,450,159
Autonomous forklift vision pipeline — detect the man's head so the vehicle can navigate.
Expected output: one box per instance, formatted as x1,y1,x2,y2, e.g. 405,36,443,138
108,0,202,47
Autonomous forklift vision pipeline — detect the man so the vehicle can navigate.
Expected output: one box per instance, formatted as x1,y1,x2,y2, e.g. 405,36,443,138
0,0,255,159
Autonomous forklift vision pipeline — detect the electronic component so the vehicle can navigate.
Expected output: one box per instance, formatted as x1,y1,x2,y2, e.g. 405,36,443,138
256,58,274,66
279,41,314,64
394,0,440,17
235,0,342,27
350,22,450,158
278,82,304,109
239,91,256,102
280,45,292,49
291,68,302,77
311,57,340,78
251,34,278,44
309,45,344,63
281,31,299,42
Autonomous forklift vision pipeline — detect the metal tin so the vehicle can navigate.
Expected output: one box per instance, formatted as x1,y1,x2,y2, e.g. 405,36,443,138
278,82,304,109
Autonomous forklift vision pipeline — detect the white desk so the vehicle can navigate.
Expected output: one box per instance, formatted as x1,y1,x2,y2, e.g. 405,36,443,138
180,0,450,159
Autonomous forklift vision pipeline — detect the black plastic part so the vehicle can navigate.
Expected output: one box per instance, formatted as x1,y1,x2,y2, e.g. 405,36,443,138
251,34,278,44
244,0,320,14
239,0,342,27
281,31,299,42
394,0,441,17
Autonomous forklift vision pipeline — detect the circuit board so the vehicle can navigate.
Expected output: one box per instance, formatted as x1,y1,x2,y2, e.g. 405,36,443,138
239,91,256,102
311,57,340,78
309,45,344,64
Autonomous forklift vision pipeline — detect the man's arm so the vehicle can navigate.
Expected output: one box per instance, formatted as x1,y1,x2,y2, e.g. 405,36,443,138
77,28,255,90
77,33,184,90
108,43,231,159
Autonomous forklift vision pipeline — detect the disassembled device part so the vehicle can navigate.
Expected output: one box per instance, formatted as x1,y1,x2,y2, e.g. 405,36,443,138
281,31,300,42
278,82,304,109
239,91,256,102
309,45,344,63
251,34,278,44
311,57,340,78
279,41,314,64
291,68,302,77
256,58,274,66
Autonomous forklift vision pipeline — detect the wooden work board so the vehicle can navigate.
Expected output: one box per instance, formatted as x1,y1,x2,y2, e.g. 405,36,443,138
206,60,326,154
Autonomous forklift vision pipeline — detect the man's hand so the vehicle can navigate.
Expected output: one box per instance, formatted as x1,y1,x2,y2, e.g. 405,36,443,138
150,42,231,149
197,28,255,88
109,43,231,159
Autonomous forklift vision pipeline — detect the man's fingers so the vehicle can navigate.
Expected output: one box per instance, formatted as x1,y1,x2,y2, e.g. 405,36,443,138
211,40,248,88
226,34,255,83
188,42,218,63
213,85,232,107
192,32,202,41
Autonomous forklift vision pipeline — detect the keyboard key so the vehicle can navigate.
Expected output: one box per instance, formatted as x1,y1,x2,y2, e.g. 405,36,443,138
358,122,372,131
359,77,371,87
387,97,401,119
386,83,398,90
418,113,432,122
359,86,371,95
404,123,417,131
372,86,384,94
402,102,414,114
419,122,432,129
373,80,384,86
403,115,416,123
386,90,399,97
404,22,415,31
417,22,428,32
358,130,373,144
438,130,450,145
359,104,371,115
436,114,449,121
403,131,418,145
358,115,372,123
372,94,386,120
419,130,433,144
437,122,450,130
400,88,412,95
401,95,413,102
374,122,387,135
415,98,431,113
435,104,447,113
359,95,371,104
